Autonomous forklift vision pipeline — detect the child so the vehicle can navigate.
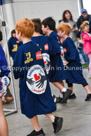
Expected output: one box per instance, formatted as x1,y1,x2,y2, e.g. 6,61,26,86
42,17,72,103
0,31,10,136
13,18,63,136
31,18,50,75
80,21,91,78
57,23,91,101
8,29,22,60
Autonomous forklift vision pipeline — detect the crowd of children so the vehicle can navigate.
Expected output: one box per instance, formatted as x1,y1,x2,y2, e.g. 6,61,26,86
1,9,91,136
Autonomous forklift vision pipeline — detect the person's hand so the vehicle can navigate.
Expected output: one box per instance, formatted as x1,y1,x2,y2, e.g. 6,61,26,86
64,61,69,65
27,78,34,85
0,76,10,97
36,74,46,88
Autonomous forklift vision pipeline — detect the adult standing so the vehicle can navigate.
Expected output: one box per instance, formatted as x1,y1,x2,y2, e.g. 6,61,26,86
76,9,90,65
77,9,91,33
59,10,78,45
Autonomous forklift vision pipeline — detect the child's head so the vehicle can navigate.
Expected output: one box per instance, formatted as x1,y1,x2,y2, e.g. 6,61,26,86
15,18,34,41
42,17,56,35
32,18,42,33
80,21,89,33
11,29,16,38
57,24,71,38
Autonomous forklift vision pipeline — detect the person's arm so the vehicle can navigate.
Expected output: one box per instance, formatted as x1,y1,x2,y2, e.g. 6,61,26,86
13,47,24,79
82,33,91,41
0,45,10,77
63,41,77,62
48,37,61,55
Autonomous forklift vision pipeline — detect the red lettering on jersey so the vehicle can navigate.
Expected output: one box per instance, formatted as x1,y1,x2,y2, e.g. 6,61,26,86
44,44,49,50
63,48,67,53
36,51,43,60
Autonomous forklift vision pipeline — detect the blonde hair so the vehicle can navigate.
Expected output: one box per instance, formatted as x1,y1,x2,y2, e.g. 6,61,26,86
80,23,89,31
57,23,71,35
15,18,34,38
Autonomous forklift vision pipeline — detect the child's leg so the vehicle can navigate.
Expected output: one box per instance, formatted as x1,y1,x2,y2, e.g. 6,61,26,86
84,85,91,94
30,116,40,131
67,83,73,94
0,98,8,136
45,113,55,122
52,81,64,91
87,53,91,74
52,81,72,103
45,113,63,134
81,49,89,65
3,88,13,104
81,82,91,101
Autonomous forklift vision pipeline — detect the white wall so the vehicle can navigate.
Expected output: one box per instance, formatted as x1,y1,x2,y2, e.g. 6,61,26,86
0,0,82,55
12,0,80,26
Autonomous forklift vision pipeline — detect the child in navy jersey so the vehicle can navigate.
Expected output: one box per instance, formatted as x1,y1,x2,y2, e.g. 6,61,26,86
31,18,50,75
14,18,63,136
57,23,91,101
0,31,10,136
42,17,72,103
8,29,22,60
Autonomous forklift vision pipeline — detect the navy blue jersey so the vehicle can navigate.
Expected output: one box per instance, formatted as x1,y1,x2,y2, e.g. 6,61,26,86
13,41,56,118
8,37,22,60
32,35,50,74
48,32,61,55
48,32,65,82
32,35,49,54
62,37,86,84
0,45,10,77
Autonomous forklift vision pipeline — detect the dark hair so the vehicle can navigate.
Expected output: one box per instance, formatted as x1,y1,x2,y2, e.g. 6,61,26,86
42,17,56,31
62,10,73,22
32,18,42,33
11,29,16,37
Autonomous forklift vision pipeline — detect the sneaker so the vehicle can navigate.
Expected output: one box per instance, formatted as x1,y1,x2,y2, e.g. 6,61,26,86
27,129,45,136
61,89,72,103
68,93,76,99
85,94,91,101
53,116,63,134
55,96,67,104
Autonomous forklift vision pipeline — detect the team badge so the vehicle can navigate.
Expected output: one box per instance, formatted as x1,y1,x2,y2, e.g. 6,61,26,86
44,44,49,50
63,48,67,53
36,51,43,60
26,65,47,94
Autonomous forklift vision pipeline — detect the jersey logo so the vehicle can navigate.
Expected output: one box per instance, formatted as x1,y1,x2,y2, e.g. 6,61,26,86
63,48,67,53
58,41,61,43
40,48,42,51
44,44,49,50
57,37,61,44
12,44,18,52
26,65,47,94
34,74,40,81
25,52,33,64
42,53,50,74
37,44,39,46
36,51,43,60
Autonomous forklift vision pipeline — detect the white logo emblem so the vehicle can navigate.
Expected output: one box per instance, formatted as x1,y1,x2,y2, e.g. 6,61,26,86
26,65,47,94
